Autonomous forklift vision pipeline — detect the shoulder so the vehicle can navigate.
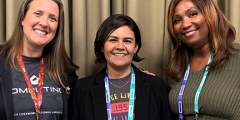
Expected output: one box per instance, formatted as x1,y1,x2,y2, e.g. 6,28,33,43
0,45,8,76
132,64,166,89
144,73,164,84
144,73,167,91
233,43,240,49
67,71,78,85
0,45,4,49
75,67,106,89
77,73,99,85
230,43,240,58
0,45,7,58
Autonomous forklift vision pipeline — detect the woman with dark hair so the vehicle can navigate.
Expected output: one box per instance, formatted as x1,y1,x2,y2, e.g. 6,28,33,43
69,14,171,120
167,0,240,119
0,0,78,119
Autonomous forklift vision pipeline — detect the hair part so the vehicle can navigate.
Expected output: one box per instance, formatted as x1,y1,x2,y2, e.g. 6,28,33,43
0,0,79,87
94,14,144,63
167,0,236,81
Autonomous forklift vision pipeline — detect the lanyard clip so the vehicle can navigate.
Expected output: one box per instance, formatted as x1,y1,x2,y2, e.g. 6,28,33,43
195,113,198,120
66,86,70,94
36,109,41,114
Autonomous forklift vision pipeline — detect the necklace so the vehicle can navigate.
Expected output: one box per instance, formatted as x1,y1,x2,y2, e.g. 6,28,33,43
105,68,135,120
109,77,131,88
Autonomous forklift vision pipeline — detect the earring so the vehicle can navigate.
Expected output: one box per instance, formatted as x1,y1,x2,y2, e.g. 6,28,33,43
179,40,182,46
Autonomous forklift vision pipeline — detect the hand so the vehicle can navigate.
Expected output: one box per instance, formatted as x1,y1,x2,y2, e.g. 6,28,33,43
141,69,155,76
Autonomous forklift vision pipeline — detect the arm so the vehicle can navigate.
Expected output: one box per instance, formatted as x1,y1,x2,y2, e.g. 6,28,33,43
68,79,81,120
159,78,172,120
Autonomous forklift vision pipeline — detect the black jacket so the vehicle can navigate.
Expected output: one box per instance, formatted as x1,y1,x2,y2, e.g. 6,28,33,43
69,64,172,120
0,47,78,120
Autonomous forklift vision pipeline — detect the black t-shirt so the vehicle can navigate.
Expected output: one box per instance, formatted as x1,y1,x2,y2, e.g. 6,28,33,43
11,55,63,120
109,73,135,120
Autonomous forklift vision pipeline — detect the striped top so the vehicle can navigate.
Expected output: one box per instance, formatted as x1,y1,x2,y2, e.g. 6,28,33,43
168,43,240,120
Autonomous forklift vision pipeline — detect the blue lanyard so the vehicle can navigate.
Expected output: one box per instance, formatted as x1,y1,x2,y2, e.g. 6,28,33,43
104,67,135,120
178,54,213,120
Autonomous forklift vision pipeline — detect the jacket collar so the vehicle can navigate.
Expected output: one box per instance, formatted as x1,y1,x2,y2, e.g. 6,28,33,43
89,64,151,119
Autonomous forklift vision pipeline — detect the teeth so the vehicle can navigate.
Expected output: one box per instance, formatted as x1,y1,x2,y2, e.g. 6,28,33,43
35,30,46,35
185,31,194,35
114,53,125,56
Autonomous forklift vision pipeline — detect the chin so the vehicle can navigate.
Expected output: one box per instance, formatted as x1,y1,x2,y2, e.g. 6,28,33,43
115,63,131,68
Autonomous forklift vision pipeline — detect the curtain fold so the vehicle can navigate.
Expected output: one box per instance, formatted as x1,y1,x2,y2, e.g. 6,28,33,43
0,0,6,43
62,0,70,55
112,0,124,14
6,0,24,40
1,0,239,84
72,0,110,78
123,0,171,82
229,0,240,43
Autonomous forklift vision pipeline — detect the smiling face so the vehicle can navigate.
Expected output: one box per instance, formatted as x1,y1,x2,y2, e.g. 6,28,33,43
21,0,59,50
173,0,209,49
102,25,138,70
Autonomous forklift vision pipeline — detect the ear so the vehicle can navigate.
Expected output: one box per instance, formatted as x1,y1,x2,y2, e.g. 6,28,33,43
134,43,139,53
101,47,104,52
21,19,25,26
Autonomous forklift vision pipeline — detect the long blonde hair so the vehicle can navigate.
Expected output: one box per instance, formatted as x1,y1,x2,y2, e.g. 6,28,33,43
0,0,79,86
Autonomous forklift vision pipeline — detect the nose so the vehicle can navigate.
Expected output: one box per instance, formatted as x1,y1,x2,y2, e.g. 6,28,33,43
39,16,48,28
181,18,191,29
115,41,125,50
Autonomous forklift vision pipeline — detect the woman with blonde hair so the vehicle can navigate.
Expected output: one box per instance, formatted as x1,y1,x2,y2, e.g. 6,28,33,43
167,0,240,119
0,0,78,119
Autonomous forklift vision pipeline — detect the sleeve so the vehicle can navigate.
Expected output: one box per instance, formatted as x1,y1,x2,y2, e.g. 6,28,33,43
159,78,173,120
68,78,81,120
68,71,78,93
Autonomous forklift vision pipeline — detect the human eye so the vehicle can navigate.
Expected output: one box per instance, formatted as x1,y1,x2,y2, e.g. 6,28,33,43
108,38,117,42
124,39,132,43
173,18,181,25
189,12,198,17
34,11,42,17
50,16,58,22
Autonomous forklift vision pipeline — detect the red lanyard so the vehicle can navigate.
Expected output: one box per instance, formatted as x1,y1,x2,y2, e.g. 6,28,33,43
16,52,44,120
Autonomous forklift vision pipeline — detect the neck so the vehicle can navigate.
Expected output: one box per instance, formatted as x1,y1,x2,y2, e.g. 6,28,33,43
190,43,212,71
21,42,43,57
107,64,131,79
192,43,211,58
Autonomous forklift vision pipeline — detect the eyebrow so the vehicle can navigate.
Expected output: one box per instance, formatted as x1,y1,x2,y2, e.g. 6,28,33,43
108,36,118,39
186,7,197,13
35,10,58,18
108,36,133,40
124,37,133,40
173,7,197,17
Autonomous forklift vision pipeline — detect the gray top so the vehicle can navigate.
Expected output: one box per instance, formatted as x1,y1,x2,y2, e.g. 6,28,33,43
11,55,63,120
109,73,132,120
169,43,240,120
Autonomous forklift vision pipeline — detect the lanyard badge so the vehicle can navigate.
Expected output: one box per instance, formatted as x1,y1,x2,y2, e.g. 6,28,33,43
16,52,44,120
104,67,135,120
178,54,213,120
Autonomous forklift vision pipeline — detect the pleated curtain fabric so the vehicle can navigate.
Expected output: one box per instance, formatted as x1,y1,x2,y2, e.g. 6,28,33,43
0,0,240,85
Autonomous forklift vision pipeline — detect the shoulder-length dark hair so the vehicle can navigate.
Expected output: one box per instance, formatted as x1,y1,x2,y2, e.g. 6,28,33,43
94,14,144,63
0,0,78,87
167,0,236,81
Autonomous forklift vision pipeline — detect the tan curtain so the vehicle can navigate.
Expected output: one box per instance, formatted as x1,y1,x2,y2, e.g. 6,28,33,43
1,0,240,84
